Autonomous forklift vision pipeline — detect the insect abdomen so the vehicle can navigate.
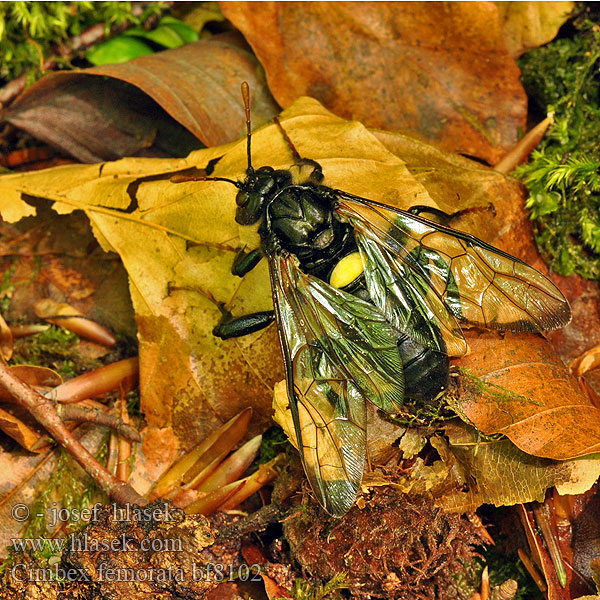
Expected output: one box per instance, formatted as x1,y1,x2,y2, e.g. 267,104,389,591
330,253,449,402
396,333,449,401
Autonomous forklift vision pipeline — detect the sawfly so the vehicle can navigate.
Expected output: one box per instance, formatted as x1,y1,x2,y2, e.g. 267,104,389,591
176,83,571,517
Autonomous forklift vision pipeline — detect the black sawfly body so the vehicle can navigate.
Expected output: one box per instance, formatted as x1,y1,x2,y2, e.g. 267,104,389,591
218,156,451,403
185,83,572,517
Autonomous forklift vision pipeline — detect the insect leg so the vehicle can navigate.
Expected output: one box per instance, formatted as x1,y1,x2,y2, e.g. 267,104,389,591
293,158,324,184
213,310,275,339
231,248,263,277
408,203,496,225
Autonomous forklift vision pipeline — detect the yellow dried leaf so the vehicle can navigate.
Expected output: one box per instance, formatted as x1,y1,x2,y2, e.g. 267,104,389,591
496,1,575,57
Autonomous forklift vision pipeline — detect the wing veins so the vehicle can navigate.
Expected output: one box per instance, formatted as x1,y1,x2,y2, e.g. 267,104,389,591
336,192,570,333
268,254,367,516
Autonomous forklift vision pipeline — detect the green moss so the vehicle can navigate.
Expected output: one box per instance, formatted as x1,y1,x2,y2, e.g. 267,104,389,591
275,573,348,600
11,325,101,378
125,389,140,416
391,389,457,429
516,22,600,279
0,259,16,313
0,2,166,82
24,442,108,540
256,425,293,466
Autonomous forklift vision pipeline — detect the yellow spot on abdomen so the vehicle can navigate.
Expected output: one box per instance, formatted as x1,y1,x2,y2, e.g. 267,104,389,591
329,252,365,289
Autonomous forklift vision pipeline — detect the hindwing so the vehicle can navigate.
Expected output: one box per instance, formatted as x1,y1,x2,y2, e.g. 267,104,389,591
268,252,405,515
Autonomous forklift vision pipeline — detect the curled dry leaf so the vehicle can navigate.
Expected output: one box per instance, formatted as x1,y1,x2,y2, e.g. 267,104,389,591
2,34,279,162
571,344,600,377
0,312,12,361
45,357,139,404
34,299,117,347
150,408,252,500
195,434,263,493
0,405,45,451
8,324,50,338
0,96,584,454
0,365,62,399
154,409,277,515
222,1,527,164
0,367,61,451
438,421,600,512
452,330,600,460
496,1,576,57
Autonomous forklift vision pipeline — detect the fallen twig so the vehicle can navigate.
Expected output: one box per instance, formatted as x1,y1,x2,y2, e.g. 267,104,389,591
494,115,553,175
117,395,133,482
0,360,146,505
215,503,286,543
56,403,141,442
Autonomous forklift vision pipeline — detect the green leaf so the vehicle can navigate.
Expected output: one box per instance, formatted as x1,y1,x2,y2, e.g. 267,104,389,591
124,17,199,49
158,16,200,43
86,36,154,66
140,25,185,49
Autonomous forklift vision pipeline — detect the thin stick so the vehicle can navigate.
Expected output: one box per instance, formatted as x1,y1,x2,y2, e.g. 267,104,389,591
117,395,132,482
170,174,239,187
495,116,553,174
55,404,141,442
0,361,146,505
274,116,302,163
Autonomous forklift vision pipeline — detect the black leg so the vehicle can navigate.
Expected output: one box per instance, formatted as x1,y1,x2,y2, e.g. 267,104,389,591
409,203,496,225
232,248,263,277
273,116,324,184
213,310,275,339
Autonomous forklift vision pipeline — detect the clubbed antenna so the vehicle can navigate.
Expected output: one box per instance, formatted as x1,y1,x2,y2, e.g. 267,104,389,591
241,81,253,174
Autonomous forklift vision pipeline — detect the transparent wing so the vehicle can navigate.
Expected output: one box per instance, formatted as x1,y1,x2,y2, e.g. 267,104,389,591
355,233,466,355
269,252,405,516
336,193,571,356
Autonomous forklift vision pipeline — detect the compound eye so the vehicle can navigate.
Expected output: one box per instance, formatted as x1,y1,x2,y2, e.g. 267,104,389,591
236,190,249,207
235,193,263,225
257,166,274,174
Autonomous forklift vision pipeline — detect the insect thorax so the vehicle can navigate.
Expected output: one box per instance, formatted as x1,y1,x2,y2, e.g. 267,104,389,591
262,184,356,279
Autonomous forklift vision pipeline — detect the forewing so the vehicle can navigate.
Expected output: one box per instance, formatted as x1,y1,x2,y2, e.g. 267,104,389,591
337,193,571,353
355,233,467,355
269,253,405,515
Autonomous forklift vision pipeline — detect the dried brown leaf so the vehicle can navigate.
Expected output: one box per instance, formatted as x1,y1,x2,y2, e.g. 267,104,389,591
3,34,279,162
0,366,62,400
1,96,590,460
452,331,600,460
0,405,44,451
437,421,600,512
0,312,12,361
222,1,527,164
